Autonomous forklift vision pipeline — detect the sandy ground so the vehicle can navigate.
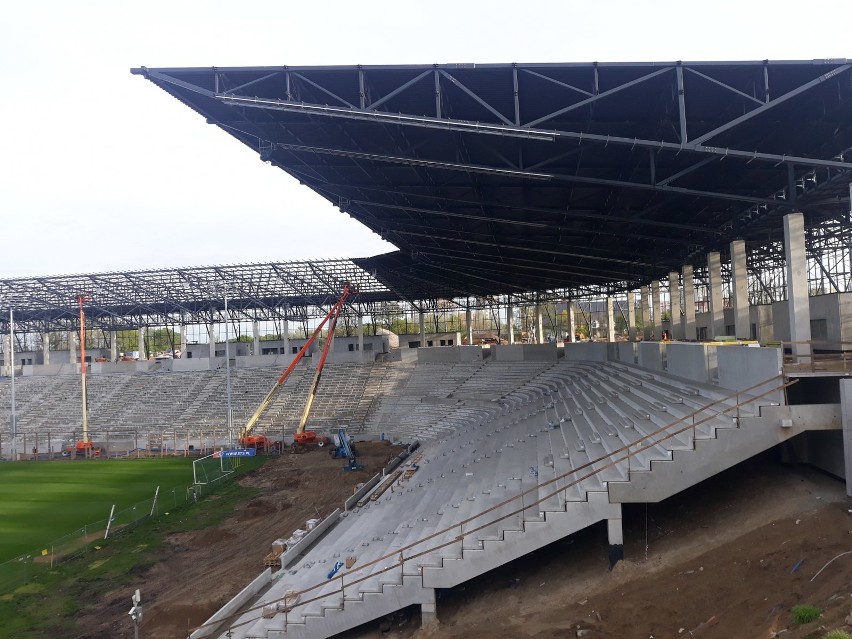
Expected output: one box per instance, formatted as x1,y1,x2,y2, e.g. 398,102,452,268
79,449,852,639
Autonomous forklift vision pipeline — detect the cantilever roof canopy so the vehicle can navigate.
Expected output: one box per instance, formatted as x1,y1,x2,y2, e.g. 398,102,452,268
133,60,852,299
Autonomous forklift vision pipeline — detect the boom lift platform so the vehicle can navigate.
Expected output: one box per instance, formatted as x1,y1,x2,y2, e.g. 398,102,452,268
238,284,356,451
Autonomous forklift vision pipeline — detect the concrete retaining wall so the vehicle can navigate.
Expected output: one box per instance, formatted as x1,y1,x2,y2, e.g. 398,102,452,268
489,343,558,362
666,343,713,383
563,342,608,361
417,346,483,363
345,473,382,511
280,509,342,569
717,345,783,403
189,568,273,639
638,342,666,371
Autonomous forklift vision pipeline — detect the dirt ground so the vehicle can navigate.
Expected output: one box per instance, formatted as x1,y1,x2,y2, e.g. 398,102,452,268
82,449,852,639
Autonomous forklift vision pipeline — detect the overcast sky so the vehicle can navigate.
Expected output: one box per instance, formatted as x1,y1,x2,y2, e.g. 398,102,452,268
1,0,849,279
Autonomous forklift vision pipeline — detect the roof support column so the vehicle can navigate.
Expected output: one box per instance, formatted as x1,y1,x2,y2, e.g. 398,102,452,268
68,330,77,368
282,319,290,356
650,280,661,340
466,308,473,346
641,286,651,341
535,303,544,344
180,324,187,358
627,292,637,342
207,323,216,366
669,272,682,340
252,321,261,357
507,303,515,345
419,310,426,348
682,265,696,341
707,252,724,339
109,331,117,363
730,240,750,340
42,332,50,366
139,326,147,361
420,586,438,629
607,505,624,568
3,333,11,376
606,296,615,342
784,212,812,362
567,301,576,343
357,315,364,361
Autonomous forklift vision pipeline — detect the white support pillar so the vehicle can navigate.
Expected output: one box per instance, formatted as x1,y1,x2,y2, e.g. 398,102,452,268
507,304,515,345
420,587,438,628
42,332,50,366
627,292,637,341
2,333,11,376
785,212,812,362
419,311,426,348
641,286,652,340
139,326,147,360
606,296,615,342
68,330,77,367
607,506,624,567
707,252,725,339
109,331,117,363
207,323,216,361
840,379,852,498
567,302,576,343
535,304,544,344
282,319,290,356
252,321,261,357
650,280,661,340
180,324,187,358
465,308,473,346
682,264,696,341
357,315,364,359
730,239,750,340
669,271,681,340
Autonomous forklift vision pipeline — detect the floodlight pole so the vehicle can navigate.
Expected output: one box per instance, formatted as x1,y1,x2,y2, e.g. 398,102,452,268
9,307,17,461
76,295,90,447
224,293,233,449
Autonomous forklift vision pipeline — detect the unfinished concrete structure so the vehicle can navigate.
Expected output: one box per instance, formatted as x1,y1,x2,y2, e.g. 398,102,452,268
1,59,851,636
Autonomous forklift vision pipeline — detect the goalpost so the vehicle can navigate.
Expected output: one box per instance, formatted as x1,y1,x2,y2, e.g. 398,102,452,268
192,451,236,486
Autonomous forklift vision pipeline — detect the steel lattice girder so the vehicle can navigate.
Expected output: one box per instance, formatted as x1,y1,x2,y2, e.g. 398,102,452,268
0,260,395,332
132,60,852,298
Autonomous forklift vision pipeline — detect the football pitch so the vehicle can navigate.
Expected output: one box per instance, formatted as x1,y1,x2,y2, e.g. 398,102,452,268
0,458,198,563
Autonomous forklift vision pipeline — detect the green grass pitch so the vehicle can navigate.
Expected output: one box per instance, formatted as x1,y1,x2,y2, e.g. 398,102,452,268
0,459,198,563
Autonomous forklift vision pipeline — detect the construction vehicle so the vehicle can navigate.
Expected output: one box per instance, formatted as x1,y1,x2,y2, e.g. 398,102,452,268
329,427,362,471
239,283,355,451
239,434,282,454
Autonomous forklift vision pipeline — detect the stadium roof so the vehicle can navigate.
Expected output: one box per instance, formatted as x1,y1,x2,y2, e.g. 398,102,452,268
0,260,398,332
132,59,852,299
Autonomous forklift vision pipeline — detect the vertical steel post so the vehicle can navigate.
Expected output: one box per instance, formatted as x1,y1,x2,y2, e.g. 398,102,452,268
9,308,16,461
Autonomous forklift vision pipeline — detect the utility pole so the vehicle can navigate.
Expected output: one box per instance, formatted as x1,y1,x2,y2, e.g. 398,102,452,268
76,295,91,452
9,308,17,461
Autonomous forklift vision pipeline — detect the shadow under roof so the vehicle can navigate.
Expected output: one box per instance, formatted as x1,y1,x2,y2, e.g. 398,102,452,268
132,60,852,298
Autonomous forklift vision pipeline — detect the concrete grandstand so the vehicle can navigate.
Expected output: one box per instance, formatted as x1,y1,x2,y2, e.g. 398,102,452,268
1,58,851,637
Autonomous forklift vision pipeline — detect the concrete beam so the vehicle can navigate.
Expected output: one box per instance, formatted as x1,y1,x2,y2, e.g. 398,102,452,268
180,324,187,357
139,326,147,360
109,331,117,363
607,507,624,568
357,315,365,360
731,239,750,339
282,319,290,355
784,212,812,362
535,304,544,344
68,330,76,366
641,286,652,340
507,303,515,344
466,308,473,346
419,311,426,347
